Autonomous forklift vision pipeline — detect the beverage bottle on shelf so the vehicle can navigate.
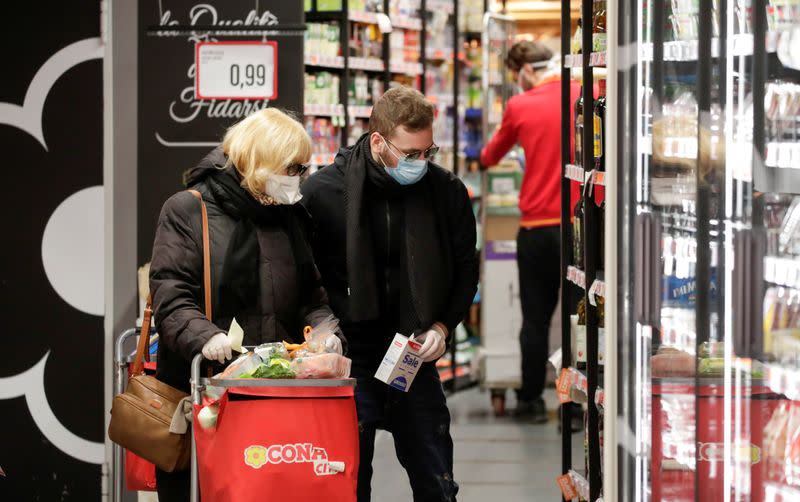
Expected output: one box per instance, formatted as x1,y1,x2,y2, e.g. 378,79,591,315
593,0,607,52
571,18,583,54
575,83,584,167
573,188,585,269
593,79,607,210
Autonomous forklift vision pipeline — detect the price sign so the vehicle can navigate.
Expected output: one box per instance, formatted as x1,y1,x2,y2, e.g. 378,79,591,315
195,41,278,100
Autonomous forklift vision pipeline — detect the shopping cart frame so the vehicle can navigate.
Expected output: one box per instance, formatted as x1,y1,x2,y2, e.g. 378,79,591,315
112,327,157,501
189,352,356,502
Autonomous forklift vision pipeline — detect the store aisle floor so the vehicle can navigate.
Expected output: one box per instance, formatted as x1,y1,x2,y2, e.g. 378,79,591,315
370,387,585,501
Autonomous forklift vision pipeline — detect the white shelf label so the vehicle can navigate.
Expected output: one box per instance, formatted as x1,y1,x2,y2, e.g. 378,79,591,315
196,41,277,100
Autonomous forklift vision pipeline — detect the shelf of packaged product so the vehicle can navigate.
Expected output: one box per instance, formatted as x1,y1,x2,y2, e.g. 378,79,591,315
389,60,424,76
639,33,779,62
766,142,800,169
425,0,454,14
304,55,345,69
349,57,386,72
565,164,607,185
564,54,581,68
765,363,800,401
764,255,800,290
310,153,337,167
765,481,800,502
390,15,422,31
464,108,482,120
348,105,373,118
426,94,454,106
304,103,346,118
426,48,454,61
348,10,380,24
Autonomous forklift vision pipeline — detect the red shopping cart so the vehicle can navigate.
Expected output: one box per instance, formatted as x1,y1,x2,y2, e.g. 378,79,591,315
189,353,359,502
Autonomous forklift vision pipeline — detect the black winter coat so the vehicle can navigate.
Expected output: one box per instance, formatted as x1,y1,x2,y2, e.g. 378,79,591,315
150,149,338,391
300,146,479,339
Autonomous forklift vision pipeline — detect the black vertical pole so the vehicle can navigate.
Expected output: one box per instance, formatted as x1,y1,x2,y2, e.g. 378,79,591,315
695,0,713,499
560,0,573,483
453,0,460,176
341,5,350,146
752,0,767,229
651,0,664,114
383,0,392,89
420,0,427,95
581,0,601,498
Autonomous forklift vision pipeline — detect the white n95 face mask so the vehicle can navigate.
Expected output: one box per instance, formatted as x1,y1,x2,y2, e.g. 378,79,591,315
264,174,303,205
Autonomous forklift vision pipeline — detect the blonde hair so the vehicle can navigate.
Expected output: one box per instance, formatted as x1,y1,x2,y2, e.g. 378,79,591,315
222,108,312,195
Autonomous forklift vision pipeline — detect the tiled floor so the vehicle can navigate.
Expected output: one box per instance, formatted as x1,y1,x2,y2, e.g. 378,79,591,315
370,387,585,502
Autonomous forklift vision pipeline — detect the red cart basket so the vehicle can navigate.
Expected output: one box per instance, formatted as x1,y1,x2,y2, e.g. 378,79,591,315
189,354,359,502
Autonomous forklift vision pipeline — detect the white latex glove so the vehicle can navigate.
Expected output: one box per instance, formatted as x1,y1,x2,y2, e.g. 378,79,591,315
325,335,343,355
411,326,447,362
202,333,232,363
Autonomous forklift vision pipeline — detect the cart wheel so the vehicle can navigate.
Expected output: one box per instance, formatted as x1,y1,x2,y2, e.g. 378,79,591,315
491,394,506,417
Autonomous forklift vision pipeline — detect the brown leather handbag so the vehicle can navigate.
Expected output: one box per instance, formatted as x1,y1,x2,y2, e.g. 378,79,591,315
108,190,212,473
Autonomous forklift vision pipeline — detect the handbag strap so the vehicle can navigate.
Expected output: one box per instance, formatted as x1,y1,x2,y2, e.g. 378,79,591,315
132,190,212,375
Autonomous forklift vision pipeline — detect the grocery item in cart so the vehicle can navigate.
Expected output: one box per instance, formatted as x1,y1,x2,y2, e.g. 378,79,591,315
253,342,290,360
291,353,352,379
304,315,341,353
242,357,296,379
216,352,263,379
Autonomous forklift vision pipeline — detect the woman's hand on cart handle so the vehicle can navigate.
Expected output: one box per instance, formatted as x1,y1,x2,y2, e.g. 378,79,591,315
202,333,232,363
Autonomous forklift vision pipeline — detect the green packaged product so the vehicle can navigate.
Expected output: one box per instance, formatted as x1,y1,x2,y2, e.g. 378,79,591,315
241,357,295,379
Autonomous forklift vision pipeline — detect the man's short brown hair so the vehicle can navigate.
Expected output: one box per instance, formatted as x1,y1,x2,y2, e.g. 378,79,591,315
506,41,553,72
369,86,434,138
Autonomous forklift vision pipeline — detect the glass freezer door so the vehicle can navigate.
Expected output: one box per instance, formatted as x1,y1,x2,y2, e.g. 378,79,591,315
614,0,800,499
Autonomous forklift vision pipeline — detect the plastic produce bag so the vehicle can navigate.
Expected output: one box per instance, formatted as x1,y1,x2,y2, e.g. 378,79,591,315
216,352,262,379
305,315,340,353
254,342,289,361
240,357,296,379
291,353,352,379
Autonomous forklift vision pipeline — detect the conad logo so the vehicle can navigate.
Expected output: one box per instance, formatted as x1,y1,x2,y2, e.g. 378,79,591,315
243,443,344,475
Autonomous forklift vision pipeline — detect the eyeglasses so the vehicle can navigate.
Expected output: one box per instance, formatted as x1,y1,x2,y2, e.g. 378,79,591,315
383,137,439,162
286,163,310,177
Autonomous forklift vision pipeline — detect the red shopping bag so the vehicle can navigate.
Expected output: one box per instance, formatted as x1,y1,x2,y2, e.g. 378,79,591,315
193,384,359,502
124,360,158,491
125,450,157,491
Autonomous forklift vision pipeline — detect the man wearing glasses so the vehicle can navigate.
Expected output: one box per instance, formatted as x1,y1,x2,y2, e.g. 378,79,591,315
301,86,479,501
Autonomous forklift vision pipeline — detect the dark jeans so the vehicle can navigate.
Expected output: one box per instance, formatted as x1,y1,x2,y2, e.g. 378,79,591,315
516,226,561,403
155,467,190,502
352,350,458,502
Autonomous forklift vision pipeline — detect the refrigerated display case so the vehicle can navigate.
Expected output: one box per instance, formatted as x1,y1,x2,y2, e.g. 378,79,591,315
609,0,800,499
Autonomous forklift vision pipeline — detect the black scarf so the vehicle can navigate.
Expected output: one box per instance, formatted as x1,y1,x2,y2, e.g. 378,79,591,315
205,167,316,322
344,134,444,323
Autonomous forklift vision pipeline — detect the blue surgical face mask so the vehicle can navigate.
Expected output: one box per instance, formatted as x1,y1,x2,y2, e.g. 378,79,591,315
380,137,429,185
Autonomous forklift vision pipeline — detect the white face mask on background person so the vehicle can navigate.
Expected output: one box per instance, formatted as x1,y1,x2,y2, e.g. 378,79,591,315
264,174,303,205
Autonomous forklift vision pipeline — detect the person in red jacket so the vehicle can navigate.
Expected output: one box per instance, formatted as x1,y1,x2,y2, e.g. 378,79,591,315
480,40,581,423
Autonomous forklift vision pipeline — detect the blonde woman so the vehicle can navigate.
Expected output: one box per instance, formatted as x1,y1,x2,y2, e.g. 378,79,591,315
148,108,345,501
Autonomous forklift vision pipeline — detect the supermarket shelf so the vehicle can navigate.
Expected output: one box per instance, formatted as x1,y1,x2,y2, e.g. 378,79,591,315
390,15,422,31
304,55,345,69
304,103,345,117
349,57,385,72
766,363,800,401
640,33,778,62
310,153,336,167
426,48,454,61
426,0,454,14
643,135,698,160
348,105,372,118
485,206,520,216
765,481,800,501
389,60,424,76
567,266,587,290
590,51,607,67
766,142,800,169
564,54,581,68
348,10,379,24
427,94,454,106
764,255,800,290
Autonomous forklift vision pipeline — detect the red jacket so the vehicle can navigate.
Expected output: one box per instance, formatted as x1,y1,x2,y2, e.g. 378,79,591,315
480,78,582,228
